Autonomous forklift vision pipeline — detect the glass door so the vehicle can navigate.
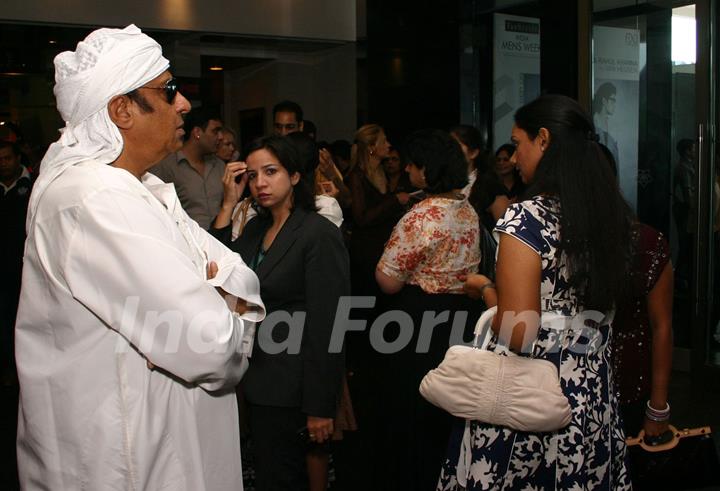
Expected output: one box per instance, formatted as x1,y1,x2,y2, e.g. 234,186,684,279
697,0,720,378
592,0,719,384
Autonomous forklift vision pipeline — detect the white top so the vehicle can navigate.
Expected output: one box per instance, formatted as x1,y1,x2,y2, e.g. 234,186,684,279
16,160,265,490
314,194,344,227
461,169,477,198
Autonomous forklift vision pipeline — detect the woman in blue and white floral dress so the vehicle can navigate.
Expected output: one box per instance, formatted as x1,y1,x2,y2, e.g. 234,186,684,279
439,95,635,490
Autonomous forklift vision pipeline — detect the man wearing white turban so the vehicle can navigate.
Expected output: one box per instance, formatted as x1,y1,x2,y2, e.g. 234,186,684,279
15,25,265,490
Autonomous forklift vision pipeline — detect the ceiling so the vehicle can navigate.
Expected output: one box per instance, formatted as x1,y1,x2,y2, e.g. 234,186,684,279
0,22,346,77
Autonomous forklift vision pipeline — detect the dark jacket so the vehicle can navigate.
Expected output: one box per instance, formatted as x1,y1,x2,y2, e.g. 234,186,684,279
1,173,32,303
212,208,350,417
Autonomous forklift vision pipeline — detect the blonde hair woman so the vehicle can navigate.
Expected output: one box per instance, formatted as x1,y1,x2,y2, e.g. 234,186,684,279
351,124,390,194
345,125,411,456
347,124,410,297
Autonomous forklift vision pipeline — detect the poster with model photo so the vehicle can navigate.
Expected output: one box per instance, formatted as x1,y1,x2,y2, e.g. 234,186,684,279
493,14,541,150
593,25,641,210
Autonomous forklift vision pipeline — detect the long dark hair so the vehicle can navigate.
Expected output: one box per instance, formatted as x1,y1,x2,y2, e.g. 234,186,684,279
449,124,486,172
243,135,316,213
285,131,319,191
515,94,633,312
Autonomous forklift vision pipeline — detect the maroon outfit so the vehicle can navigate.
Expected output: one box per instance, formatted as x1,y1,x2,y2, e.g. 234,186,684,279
611,223,670,434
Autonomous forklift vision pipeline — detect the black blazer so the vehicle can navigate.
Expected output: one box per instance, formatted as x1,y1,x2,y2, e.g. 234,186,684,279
212,208,350,417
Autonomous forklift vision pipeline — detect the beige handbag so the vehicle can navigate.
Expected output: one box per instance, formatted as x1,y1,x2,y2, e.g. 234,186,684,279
419,306,572,432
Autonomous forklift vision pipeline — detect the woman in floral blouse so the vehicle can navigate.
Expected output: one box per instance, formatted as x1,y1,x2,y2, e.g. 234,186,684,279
374,129,482,491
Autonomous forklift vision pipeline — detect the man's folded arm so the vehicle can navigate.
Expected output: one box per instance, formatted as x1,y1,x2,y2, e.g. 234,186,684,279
64,187,262,390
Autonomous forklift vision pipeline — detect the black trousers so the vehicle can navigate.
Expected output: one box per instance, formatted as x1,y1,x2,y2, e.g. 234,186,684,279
247,404,309,491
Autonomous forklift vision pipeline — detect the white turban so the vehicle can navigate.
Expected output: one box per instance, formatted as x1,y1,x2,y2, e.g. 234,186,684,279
27,24,170,226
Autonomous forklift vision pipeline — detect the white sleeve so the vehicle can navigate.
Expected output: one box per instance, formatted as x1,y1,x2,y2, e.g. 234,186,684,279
182,203,265,320
315,195,344,228
64,186,262,391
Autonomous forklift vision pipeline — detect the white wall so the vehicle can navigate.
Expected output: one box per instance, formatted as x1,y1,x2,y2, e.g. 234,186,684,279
225,43,357,143
2,0,356,41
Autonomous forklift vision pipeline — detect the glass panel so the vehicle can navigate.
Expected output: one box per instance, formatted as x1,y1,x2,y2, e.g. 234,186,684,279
712,158,720,362
592,4,701,357
669,5,696,352
592,20,642,210
458,1,542,150
712,154,720,364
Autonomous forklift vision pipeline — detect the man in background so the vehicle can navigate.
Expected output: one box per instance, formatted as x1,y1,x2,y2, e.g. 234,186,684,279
0,141,31,386
273,99,304,136
151,108,225,229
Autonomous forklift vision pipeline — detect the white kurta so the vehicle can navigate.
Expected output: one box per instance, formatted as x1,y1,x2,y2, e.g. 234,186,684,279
16,160,265,490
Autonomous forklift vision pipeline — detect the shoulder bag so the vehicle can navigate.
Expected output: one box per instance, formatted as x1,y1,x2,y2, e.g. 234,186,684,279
419,306,572,432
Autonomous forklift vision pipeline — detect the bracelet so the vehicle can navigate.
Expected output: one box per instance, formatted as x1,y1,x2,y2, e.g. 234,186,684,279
645,401,670,422
478,282,495,300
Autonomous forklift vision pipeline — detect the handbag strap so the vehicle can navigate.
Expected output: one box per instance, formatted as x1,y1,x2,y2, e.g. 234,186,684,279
472,305,498,350
472,307,579,356
472,305,541,353
231,197,254,240
626,425,713,452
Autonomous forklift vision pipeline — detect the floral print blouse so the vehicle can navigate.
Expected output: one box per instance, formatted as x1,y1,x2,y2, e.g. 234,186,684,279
377,196,480,294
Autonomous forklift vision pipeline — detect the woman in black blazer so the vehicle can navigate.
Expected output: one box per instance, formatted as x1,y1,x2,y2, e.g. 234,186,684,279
211,135,350,490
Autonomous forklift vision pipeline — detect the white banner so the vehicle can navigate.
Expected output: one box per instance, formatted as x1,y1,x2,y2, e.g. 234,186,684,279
493,14,541,151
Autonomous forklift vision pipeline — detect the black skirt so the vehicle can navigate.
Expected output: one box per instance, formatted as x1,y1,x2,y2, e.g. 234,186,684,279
372,284,484,491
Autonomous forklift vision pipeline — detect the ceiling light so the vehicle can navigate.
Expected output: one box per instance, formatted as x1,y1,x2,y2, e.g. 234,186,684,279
209,66,224,71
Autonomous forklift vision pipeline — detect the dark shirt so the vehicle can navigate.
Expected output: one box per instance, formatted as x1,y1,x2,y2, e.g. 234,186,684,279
1,170,32,292
345,167,405,294
388,172,415,194
469,170,507,231
500,175,525,201
1,169,32,372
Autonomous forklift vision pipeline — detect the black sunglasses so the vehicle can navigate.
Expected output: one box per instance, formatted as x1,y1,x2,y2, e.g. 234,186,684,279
139,77,179,104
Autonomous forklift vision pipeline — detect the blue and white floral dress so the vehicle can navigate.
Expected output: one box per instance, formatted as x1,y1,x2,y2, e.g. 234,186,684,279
437,195,632,491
